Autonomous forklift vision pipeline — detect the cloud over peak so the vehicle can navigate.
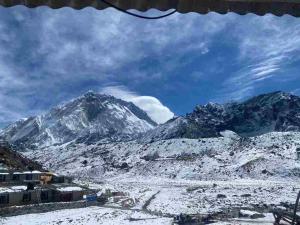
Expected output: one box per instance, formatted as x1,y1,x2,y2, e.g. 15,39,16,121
100,85,174,124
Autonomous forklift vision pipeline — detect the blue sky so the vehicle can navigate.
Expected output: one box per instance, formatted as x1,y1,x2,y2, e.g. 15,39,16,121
0,6,300,125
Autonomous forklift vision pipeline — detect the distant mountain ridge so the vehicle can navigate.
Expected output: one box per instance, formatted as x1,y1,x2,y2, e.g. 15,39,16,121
0,91,157,149
143,91,300,142
2,91,300,182
2,91,300,149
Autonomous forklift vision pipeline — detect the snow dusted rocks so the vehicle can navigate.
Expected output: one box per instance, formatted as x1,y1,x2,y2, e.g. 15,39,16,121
219,130,240,140
2,92,300,224
23,132,300,181
2,91,300,149
142,91,300,142
2,91,300,183
0,91,156,148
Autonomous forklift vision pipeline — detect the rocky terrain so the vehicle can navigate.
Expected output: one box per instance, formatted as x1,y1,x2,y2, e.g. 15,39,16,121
0,141,43,171
3,91,300,149
1,91,300,182
143,91,300,142
0,91,156,149
22,131,300,181
1,91,300,225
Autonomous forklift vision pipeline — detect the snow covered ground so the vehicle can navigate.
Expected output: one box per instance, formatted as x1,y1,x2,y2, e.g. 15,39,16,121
85,177,300,215
24,132,300,182
0,205,278,225
1,177,295,225
0,207,172,225
5,132,298,224
0,207,279,225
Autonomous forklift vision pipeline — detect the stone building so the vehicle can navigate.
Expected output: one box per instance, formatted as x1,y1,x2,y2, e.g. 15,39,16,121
0,170,86,207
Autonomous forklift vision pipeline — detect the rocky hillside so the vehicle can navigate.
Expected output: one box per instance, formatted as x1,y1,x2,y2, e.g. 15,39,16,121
0,91,157,149
2,91,300,181
23,131,300,181
3,91,300,149
0,141,43,171
143,91,300,142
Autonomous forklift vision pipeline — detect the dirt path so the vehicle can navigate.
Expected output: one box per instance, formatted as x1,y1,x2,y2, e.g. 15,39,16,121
142,191,160,211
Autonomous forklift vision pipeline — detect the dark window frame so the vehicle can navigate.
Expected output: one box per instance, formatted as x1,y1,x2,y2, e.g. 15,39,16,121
41,191,49,201
0,175,6,182
22,192,31,202
25,174,33,180
12,174,20,181
0,194,9,204
61,193,73,202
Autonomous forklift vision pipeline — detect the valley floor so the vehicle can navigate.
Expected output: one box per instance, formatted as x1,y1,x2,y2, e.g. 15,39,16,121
88,176,300,215
0,206,277,225
1,177,297,225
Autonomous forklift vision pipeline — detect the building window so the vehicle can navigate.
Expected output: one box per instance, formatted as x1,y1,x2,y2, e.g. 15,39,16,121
0,175,6,182
58,177,64,183
61,193,73,202
12,174,20,181
25,174,33,180
0,194,9,204
41,191,49,201
22,192,31,202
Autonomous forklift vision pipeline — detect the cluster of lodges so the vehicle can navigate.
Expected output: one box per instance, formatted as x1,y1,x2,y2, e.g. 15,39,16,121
0,170,88,207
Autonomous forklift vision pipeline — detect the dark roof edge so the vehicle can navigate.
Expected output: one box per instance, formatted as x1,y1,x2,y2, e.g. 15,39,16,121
0,0,299,17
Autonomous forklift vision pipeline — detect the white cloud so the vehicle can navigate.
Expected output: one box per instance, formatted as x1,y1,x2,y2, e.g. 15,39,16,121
0,7,232,125
0,7,299,124
100,85,174,124
217,15,300,102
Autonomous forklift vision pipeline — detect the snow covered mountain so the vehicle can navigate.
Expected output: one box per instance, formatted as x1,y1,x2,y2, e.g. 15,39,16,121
143,91,300,142
24,131,300,181
2,91,300,182
0,91,157,148
3,91,300,149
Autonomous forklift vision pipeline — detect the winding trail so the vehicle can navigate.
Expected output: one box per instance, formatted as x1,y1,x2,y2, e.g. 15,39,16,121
142,191,160,211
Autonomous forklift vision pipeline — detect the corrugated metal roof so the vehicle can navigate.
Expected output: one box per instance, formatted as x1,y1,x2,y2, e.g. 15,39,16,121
0,0,299,17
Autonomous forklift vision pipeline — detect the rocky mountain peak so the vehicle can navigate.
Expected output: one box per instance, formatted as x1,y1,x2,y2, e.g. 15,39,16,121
0,92,157,148
142,91,300,142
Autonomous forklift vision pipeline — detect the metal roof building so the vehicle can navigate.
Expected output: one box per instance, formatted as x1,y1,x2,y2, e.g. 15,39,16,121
0,0,299,17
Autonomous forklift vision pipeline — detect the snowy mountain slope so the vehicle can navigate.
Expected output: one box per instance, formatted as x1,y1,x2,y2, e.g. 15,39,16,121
2,91,300,149
142,91,300,142
2,91,300,183
0,91,157,148
23,132,300,181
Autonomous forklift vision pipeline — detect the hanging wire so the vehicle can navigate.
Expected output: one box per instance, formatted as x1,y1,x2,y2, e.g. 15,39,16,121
100,0,177,19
